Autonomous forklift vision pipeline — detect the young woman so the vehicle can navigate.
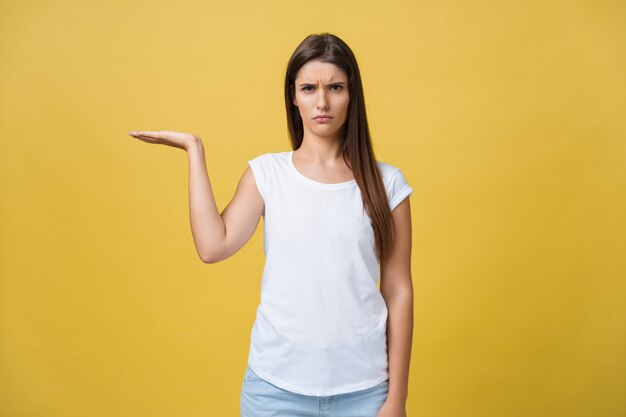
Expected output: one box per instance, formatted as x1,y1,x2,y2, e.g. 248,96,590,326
128,32,413,417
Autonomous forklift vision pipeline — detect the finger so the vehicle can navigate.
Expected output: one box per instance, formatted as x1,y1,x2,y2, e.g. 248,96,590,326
129,132,157,141
140,131,163,138
135,136,159,144
129,131,157,136
135,134,158,140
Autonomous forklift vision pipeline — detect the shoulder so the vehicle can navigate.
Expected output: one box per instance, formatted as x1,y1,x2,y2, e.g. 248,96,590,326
376,160,404,184
248,151,289,165
376,160,413,210
246,151,290,187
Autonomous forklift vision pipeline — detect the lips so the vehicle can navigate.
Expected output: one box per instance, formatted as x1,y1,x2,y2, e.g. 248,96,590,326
314,115,333,120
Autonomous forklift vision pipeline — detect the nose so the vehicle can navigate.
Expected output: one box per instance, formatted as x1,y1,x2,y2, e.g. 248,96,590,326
316,89,329,110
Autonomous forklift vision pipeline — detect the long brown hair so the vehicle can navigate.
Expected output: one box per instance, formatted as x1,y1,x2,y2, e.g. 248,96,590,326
284,32,397,264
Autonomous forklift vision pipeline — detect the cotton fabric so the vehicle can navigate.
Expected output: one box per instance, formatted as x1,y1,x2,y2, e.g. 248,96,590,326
245,150,413,396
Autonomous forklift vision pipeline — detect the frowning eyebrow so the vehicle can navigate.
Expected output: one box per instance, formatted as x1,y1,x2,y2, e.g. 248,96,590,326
297,81,347,87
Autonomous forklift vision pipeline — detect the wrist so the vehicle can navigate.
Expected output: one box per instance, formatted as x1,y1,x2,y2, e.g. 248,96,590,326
385,391,408,405
186,135,204,153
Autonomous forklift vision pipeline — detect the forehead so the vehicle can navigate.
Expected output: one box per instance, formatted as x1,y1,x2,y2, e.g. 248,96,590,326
295,60,348,82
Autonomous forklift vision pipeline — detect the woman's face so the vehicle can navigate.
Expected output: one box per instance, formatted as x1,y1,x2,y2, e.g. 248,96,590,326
292,60,350,140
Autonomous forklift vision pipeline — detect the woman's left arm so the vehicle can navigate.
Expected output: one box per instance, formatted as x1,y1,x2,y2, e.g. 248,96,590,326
379,196,413,415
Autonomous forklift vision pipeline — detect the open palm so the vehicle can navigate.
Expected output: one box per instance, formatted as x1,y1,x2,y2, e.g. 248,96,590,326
128,130,198,151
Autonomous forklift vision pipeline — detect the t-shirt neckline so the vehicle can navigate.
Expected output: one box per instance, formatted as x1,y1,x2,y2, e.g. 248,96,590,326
287,151,357,189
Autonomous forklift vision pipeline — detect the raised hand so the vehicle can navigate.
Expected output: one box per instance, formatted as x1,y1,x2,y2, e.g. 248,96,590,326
127,130,199,151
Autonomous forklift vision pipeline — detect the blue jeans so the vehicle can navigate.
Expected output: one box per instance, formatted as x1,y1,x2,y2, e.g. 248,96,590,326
240,364,389,417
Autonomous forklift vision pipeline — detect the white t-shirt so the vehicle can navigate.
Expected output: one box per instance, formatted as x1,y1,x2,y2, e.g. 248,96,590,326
245,150,413,396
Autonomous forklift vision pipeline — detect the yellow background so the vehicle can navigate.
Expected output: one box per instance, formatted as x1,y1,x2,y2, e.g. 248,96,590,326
1,0,624,416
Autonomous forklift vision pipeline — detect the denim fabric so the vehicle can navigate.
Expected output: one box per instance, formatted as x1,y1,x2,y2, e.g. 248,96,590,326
240,364,389,417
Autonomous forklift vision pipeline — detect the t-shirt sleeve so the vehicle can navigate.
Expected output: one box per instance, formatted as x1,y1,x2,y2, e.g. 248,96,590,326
387,169,413,211
247,156,266,202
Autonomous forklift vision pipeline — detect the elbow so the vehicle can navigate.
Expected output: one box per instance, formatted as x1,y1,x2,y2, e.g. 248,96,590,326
198,238,226,264
201,255,216,264
199,248,221,264
381,285,414,304
201,252,220,264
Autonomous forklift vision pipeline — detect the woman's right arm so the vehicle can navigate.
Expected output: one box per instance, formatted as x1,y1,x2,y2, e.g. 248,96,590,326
128,131,264,263
187,138,264,263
